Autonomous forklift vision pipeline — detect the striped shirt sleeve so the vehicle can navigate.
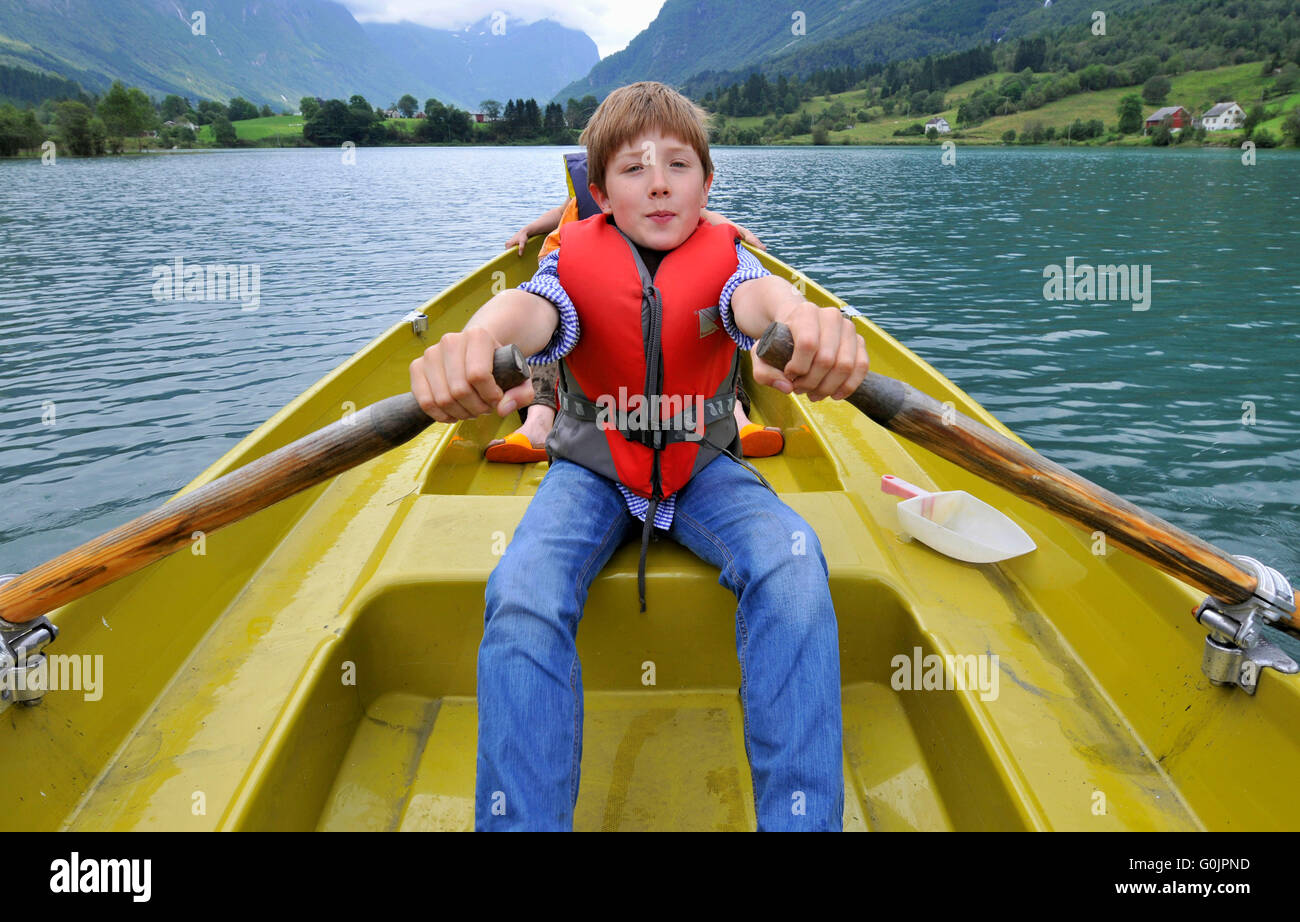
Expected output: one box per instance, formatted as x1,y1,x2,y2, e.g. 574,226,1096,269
518,249,580,364
717,243,771,352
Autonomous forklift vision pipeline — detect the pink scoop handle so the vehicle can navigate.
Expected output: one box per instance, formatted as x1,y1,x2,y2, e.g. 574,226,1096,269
881,475,930,500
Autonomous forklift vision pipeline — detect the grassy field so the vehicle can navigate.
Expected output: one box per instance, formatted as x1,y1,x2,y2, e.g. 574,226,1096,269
722,61,1295,146
1256,90,1300,137
196,115,304,144
194,115,455,145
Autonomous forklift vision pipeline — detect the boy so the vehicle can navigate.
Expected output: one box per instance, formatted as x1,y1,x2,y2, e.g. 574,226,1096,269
409,81,869,831
489,159,781,462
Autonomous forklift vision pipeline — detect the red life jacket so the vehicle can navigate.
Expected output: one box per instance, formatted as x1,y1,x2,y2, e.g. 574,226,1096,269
548,214,743,609
549,213,742,500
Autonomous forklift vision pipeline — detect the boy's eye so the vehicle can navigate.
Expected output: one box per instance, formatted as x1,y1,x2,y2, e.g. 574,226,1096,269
620,158,690,174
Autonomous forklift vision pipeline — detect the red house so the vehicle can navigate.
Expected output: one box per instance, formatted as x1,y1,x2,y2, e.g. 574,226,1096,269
1144,106,1190,134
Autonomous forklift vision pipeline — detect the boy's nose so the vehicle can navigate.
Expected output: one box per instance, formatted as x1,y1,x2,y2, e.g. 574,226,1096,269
647,164,670,194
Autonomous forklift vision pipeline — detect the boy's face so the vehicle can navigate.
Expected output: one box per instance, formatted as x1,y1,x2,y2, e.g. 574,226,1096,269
589,129,713,251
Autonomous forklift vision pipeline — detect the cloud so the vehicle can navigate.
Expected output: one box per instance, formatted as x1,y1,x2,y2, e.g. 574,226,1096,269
340,1,664,58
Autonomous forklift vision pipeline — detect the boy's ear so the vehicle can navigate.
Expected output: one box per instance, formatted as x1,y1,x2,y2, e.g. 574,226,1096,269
703,172,713,206
589,181,612,214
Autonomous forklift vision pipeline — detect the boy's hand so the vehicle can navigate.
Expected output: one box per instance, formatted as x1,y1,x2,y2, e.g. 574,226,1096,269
750,302,868,402
703,209,766,250
409,327,535,423
732,222,766,251
504,228,530,256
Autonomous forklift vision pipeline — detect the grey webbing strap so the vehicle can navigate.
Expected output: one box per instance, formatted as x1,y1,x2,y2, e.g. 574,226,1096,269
638,496,658,613
556,387,602,421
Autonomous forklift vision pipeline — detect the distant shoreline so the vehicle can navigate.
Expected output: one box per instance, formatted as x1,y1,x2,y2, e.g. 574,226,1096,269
3,136,1281,161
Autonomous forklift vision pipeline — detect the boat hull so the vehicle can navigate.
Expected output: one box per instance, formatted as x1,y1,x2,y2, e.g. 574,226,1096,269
5,240,1298,831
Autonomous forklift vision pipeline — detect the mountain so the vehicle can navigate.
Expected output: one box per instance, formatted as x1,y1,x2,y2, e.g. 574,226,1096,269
0,0,440,107
551,0,1169,103
698,0,1168,91
362,17,598,111
0,0,596,110
552,0,925,103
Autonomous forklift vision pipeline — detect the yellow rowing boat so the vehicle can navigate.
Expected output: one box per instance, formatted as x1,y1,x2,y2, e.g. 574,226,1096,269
5,240,1298,831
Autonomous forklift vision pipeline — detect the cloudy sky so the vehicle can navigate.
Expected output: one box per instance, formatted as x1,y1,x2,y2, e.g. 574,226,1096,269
341,1,667,58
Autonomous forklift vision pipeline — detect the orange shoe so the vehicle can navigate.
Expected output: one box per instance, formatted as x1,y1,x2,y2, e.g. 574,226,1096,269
484,431,548,463
740,423,783,458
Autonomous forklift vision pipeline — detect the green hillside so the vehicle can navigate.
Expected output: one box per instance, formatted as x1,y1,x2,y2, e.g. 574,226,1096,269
688,0,1167,95
715,62,1294,146
1257,91,1300,136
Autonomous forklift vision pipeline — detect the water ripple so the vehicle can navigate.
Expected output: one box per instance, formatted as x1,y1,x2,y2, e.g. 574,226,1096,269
2,144,1298,583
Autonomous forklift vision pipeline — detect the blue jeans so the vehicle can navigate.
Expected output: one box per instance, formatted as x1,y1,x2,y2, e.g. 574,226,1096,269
475,454,844,831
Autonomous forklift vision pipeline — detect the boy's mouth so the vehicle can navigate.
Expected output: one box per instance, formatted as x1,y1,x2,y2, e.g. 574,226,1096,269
646,210,676,224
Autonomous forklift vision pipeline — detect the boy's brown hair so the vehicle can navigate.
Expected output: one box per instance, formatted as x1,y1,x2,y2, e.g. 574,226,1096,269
579,81,714,197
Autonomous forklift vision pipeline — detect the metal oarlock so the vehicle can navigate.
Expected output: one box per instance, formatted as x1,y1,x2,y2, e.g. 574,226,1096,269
402,310,428,336
1195,556,1298,695
0,573,60,715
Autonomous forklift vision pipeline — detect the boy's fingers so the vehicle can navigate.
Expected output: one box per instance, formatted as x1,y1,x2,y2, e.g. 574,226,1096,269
791,308,842,398
463,335,505,408
499,380,535,415
779,306,821,381
409,357,452,423
836,337,870,400
815,310,845,394
750,350,794,393
424,351,475,420
441,338,494,418
814,321,859,401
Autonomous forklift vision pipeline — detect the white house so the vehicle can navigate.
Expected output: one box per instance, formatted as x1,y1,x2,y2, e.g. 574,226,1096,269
925,116,951,134
1200,101,1245,131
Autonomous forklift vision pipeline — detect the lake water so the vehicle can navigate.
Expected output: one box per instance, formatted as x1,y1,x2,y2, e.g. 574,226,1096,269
2,145,1298,603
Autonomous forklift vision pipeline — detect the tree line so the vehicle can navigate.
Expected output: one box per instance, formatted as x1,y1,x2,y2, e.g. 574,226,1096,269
0,63,88,108
0,78,299,157
299,92,601,147
1,77,606,155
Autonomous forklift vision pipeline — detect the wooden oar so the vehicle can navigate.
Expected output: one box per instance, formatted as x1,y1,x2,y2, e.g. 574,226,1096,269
0,346,529,626
756,322,1299,632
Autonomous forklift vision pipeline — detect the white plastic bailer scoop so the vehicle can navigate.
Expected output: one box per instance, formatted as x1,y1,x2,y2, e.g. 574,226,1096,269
881,474,1036,564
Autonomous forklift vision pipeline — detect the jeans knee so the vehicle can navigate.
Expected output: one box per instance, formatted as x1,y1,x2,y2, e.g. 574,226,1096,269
741,556,830,629
484,560,566,646
772,517,828,578
785,524,827,574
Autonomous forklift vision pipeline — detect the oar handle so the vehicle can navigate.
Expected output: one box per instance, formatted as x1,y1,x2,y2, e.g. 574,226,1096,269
757,322,1299,629
0,345,529,626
